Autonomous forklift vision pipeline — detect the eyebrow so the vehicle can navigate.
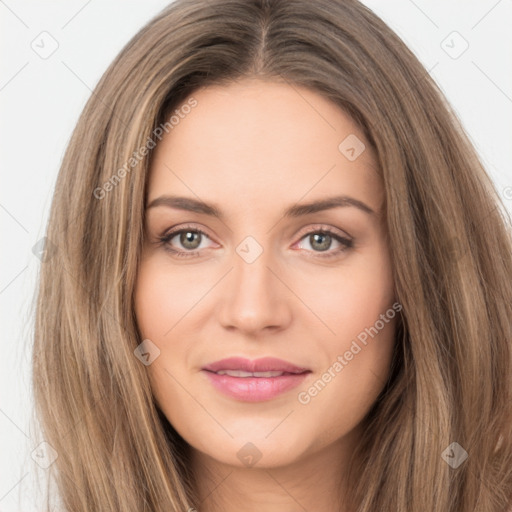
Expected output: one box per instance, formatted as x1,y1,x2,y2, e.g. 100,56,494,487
146,194,375,220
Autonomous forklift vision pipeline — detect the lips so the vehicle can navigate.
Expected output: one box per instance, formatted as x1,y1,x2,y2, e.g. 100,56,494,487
201,357,311,402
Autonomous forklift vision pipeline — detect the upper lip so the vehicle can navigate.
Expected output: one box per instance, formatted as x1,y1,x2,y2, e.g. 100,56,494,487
202,357,310,374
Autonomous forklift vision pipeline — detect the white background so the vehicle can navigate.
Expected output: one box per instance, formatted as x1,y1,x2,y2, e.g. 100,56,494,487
1,0,511,509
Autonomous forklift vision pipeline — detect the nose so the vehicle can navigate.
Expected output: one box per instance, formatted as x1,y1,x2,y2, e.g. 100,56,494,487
216,244,292,335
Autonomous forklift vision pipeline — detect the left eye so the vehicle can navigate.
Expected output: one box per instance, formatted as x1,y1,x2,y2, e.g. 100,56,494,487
295,230,352,254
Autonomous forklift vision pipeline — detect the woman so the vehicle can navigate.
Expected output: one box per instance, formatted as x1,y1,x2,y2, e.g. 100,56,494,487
32,0,512,510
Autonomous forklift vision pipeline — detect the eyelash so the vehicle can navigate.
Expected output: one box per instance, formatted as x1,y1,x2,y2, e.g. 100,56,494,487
157,223,354,260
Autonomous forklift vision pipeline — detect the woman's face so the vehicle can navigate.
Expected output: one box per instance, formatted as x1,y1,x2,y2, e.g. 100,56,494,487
134,78,397,469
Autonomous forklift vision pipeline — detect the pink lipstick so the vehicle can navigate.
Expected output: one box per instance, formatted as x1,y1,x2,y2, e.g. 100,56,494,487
201,357,311,402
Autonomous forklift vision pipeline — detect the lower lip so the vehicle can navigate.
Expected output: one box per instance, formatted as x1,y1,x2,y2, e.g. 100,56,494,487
202,371,310,402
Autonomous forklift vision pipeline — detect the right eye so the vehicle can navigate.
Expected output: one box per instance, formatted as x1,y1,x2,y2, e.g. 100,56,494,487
158,224,217,258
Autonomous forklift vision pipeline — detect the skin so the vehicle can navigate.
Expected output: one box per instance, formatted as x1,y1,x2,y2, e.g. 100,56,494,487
134,78,397,512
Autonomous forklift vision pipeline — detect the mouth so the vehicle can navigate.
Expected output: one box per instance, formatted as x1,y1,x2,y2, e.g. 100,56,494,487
201,357,311,402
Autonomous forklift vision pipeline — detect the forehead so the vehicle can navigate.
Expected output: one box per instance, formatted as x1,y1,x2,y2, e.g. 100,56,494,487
148,79,382,215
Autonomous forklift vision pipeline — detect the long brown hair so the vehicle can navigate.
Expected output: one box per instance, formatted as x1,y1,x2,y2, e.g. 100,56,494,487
32,0,512,510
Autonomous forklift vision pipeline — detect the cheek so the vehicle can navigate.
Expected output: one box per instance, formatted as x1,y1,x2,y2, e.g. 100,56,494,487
134,255,201,339
294,242,396,420
134,260,193,421
134,256,204,394
302,242,395,343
